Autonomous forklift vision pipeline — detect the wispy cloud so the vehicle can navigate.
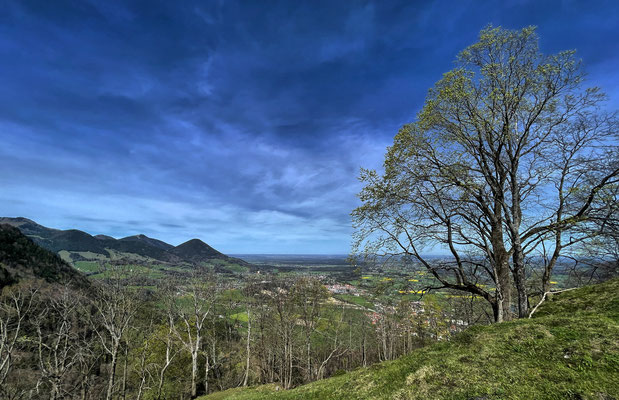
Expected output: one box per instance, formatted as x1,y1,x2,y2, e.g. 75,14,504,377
1,0,618,253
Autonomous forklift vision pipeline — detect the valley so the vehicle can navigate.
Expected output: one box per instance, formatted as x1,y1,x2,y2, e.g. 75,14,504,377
0,216,616,400
1,7,618,400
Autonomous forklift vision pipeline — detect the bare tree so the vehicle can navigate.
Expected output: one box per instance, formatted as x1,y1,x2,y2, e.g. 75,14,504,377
153,297,181,400
0,284,35,398
31,285,83,400
73,324,101,400
90,266,139,400
290,277,328,383
271,281,297,389
315,305,347,380
241,306,252,387
170,269,216,398
133,321,152,400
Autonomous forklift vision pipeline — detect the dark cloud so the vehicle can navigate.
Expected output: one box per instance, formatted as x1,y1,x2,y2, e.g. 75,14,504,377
1,0,618,253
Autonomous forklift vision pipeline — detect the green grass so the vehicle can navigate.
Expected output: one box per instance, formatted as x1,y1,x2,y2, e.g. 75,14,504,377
334,294,375,309
74,261,100,273
87,264,166,279
220,289,246,301
199,279,619,400
226,264,250,273
230,311,249,323
202,385,281,400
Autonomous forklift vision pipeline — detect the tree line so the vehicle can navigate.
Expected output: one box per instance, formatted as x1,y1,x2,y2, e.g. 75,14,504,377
0,266,475,399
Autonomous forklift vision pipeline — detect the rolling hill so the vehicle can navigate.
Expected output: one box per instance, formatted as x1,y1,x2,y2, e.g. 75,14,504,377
0,217,250,268
200,279,619,400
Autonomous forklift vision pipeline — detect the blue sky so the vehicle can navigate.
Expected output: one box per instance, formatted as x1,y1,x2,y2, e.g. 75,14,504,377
1,0,618,253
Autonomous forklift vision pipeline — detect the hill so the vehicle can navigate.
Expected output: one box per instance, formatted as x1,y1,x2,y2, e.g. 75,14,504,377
0,224,89,288
200,279,619,400
105,235,178,262
171,239,250,266
119,234,175,251
46,229,108,253
172,238,225,261
0,217,249,269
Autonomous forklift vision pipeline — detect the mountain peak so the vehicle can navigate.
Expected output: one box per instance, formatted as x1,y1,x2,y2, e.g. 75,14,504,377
0,216,36,224
119,234,174,251
172,238,224,262
176,238,219,252
0,217,48,230
182,238,207,245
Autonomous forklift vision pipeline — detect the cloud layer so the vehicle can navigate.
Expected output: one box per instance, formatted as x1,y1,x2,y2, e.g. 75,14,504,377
1,0,618,253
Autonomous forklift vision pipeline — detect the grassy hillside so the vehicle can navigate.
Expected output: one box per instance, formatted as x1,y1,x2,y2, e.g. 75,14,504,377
200,279,619,400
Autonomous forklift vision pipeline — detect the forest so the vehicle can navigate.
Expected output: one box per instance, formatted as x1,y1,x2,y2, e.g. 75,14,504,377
1,261,490,399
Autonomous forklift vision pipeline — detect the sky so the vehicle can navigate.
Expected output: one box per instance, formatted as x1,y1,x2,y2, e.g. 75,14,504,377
1,0,618,254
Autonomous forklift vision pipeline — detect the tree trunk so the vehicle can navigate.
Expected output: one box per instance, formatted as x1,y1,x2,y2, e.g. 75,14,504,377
80,376,88,400
491,220,511,322
305,340,311,382
288,339,293,389
512,240,529,318
50,383,59,400
122,345,128,400
381,319,387,360
362,331,367,368
510,170,529,319
243,310,251,387
106,343,119,400
492,299,502,323
136,375,146,400
191,348,198,398
204,353,210,394
157,353,173,400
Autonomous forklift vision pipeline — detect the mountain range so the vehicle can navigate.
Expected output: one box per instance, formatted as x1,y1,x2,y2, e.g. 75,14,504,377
0,217,250,267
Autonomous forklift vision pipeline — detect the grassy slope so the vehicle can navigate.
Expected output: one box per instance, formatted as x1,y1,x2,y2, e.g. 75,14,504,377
200,279,619,400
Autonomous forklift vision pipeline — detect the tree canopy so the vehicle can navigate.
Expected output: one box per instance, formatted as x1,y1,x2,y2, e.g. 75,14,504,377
353,26,618,322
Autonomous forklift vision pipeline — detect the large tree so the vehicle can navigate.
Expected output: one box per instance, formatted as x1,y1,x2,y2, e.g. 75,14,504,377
353,26,618,322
